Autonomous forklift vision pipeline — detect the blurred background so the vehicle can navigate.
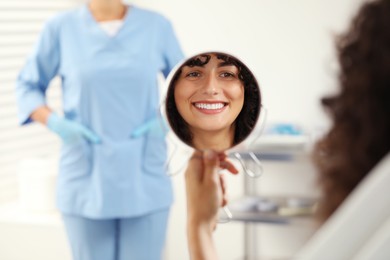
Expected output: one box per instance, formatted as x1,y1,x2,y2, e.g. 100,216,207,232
0,0,365,259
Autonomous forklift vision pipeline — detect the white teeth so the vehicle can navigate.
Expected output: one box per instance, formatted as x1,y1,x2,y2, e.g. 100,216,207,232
194,103,225,110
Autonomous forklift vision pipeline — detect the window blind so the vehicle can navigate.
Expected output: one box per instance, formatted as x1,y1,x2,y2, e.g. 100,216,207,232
0,0,80,204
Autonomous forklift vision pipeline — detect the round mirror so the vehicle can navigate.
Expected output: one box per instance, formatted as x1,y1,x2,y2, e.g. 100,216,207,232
165,51,262,152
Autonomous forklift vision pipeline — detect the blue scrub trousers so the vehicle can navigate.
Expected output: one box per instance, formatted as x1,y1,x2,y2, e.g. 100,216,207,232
62,208,170,260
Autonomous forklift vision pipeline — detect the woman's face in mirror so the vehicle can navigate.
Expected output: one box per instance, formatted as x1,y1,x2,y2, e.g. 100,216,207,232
166,52,261,152
174,54,245,148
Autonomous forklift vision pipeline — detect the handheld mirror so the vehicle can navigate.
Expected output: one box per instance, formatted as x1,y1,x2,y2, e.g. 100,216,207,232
164,51,265,178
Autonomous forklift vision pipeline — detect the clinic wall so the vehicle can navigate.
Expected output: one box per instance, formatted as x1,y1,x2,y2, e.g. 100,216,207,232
130,0,364,130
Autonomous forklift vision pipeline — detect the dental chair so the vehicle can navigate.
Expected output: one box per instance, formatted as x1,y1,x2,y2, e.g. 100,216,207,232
294,152,390,259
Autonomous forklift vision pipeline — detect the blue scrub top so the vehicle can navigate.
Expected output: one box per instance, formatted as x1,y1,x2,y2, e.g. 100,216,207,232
16,5,184,219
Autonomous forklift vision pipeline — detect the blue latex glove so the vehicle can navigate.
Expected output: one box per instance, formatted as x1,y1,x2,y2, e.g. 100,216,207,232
130,116,169,138
47,113,101,144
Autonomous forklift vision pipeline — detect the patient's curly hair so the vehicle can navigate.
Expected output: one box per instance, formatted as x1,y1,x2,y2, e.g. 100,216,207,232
165,52,261,148
313,0,390,221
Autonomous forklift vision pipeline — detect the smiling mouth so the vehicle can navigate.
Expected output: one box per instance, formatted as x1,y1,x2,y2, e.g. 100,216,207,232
193,102,228,110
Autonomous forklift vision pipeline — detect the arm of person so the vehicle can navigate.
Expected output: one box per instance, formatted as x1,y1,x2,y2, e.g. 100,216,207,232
185,150,220,260
187,220,218,260
185,150,238,260
15,18,100,144
15,17,60,126
160,18,184,78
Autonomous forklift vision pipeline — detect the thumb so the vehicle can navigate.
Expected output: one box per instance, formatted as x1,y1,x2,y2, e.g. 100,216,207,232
202,150,219,183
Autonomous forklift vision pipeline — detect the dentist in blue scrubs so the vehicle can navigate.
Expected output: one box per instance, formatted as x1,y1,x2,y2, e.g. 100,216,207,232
15,0,183,259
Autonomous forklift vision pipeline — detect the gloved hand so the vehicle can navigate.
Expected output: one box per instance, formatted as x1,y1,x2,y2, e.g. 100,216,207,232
130,116,169,138
47,113,101,144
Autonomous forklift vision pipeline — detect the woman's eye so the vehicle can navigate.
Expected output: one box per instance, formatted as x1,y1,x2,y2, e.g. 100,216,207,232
220,72,235,78
186,71,201,78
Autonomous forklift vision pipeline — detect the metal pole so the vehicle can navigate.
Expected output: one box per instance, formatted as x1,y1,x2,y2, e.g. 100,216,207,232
243,159,260,260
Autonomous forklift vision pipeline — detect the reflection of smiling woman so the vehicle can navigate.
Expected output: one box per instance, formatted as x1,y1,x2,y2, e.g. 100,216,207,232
166,52,261,151
176,54,244,150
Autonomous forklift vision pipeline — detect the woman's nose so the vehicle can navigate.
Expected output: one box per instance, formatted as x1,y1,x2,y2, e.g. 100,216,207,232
202,74,220,95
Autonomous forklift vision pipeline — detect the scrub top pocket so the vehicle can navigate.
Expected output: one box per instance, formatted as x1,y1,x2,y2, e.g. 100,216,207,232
59,138,92,181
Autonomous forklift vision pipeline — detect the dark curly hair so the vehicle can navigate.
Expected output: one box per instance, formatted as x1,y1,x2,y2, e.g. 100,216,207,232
165,52,261,149
313,0,390,221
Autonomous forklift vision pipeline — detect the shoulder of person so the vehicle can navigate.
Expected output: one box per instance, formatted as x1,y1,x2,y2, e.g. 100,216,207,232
132,5,172,26
41,7,80,32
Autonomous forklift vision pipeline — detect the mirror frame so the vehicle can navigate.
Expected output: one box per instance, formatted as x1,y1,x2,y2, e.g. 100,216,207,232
164,51,262,151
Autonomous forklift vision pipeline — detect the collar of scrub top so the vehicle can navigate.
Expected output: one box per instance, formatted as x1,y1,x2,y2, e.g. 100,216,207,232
81,3,137,39
99,20,124,37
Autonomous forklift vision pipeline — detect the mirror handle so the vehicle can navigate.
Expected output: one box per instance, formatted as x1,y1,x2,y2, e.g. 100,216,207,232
233,152,263,178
